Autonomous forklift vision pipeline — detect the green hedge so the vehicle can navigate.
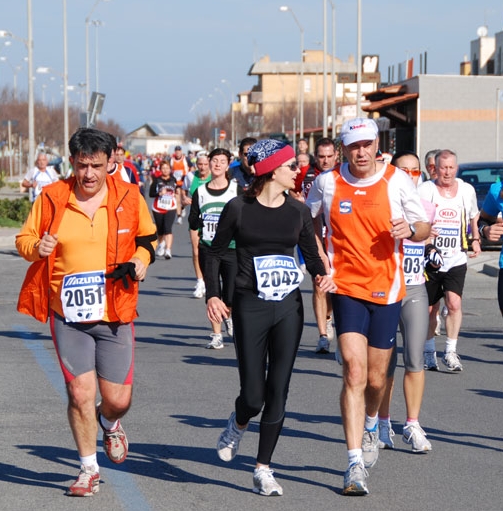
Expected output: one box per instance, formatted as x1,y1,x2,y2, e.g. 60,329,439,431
0,197,31,225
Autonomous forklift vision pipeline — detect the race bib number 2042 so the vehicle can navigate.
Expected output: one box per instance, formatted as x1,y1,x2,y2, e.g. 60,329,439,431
253,255,304,301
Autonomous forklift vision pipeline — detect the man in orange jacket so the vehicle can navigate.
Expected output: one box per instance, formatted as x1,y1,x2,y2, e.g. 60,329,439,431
16,127,157,497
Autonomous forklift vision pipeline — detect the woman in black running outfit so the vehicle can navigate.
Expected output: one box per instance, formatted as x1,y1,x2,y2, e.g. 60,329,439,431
205,139,335,496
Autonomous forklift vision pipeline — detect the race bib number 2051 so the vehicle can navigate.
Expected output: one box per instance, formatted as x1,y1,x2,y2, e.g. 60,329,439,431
253,255,304,301
61,270,106,322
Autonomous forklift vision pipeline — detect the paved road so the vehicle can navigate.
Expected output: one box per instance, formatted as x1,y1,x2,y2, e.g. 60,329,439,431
1,223,503,511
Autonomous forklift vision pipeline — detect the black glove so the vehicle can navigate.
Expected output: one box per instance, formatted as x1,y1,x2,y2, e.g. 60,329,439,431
424,244,444,272
105,262,136,290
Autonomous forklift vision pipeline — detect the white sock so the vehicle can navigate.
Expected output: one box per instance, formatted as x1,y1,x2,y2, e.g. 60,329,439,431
424,337,436,352
445,337,458,353
348,448,362,466
99,414,119,431
80,453,98,472
364,413,378,431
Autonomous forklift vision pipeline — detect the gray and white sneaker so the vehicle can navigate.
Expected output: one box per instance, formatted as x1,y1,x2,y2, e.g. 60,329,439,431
217,412,247,461
402,422,432,453
424,351,439,371
442,351,463,371
206,333,224,349
378,422,395,449
342,461,369,496
253,467,283,496
362,428,379,468
223,317,233,338
326,317,335,341
315,335,330,354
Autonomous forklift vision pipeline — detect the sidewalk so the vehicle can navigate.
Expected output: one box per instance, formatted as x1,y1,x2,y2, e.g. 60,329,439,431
0,227,19,248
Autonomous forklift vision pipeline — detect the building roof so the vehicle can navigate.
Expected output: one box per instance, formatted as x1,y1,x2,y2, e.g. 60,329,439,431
127,122,185,138
248,59,356,76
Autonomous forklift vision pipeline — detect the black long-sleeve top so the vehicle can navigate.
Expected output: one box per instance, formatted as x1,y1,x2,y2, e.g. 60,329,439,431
205,193,327,299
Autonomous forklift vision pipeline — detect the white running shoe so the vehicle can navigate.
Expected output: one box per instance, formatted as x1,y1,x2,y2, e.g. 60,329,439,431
402,422,432,453
442,351,463,371
155,242,165,258
193,279,206,299
176,216,183,225
217,412,247,461
253,467,283,496
362,428,379,468
164,248,172,260
343,461,369,496
206,333,224,349
326,317,335,341
223,317,233,338
378,422,395,449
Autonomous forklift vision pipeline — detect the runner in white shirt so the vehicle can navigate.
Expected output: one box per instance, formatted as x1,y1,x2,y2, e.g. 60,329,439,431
418,149,480,372
22,153,59,202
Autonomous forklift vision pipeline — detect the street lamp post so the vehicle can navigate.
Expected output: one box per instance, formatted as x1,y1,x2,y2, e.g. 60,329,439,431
63,0,69,176
280,6,304,138
0,0,35,170
91,20,103,92
356,0,362,116
85,0,110,126
221,78,235,149
329,0,336,139
0,56,27,100
322,0,328,137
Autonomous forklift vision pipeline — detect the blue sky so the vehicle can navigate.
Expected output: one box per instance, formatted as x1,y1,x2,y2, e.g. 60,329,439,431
1,0,502,133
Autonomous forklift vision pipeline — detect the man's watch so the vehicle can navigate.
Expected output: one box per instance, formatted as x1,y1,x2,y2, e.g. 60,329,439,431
407,223,416,240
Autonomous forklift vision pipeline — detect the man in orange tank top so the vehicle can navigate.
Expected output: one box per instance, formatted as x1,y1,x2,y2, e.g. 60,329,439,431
306,118,430,495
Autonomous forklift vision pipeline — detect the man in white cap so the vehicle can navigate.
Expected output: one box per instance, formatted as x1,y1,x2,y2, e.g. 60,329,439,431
306,117,430,496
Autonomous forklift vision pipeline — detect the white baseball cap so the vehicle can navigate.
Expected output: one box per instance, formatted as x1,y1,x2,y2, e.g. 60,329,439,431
340,117,379,146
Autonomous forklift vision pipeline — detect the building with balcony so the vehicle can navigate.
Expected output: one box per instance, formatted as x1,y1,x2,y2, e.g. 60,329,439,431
239,50,380,138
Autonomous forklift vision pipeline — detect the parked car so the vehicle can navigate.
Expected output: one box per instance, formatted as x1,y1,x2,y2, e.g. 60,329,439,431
457,161,503,248
457,161,503,209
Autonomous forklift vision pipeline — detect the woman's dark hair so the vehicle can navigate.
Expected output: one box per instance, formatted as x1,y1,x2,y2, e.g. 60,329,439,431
390,150,420,167
208,147,231,163
244,173,274,198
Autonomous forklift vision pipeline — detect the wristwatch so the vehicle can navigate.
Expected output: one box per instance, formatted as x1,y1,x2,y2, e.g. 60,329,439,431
407,223,416,240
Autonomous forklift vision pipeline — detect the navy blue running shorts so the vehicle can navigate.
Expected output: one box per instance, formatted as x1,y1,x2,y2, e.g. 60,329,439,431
331,294,401,349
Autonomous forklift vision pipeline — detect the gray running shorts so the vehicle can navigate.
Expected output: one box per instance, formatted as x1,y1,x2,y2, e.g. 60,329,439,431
50,311,134,384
